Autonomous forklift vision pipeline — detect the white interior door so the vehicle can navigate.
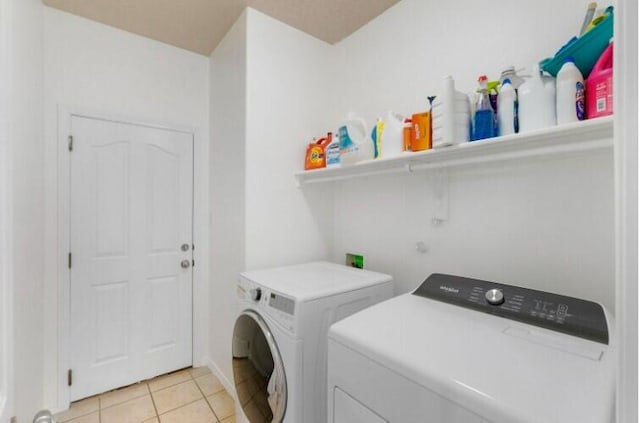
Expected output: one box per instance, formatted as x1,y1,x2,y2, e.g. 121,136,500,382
69,116,193,401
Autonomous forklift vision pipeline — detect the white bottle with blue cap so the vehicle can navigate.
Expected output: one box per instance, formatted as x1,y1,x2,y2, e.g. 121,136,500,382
556,57,585,124
498,78,517,136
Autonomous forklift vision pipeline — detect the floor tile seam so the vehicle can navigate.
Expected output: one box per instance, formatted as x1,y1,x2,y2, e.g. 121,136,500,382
147,381,162,420
195,378,227,397
151,377,200,400
58,404,99,423
193,375,221,422
156,397,211,419
63,410,100,423
149,375,195,393
147,367,192,392
98,392,154,412
99,397,157,423
99,387,150,411
207,395,234,422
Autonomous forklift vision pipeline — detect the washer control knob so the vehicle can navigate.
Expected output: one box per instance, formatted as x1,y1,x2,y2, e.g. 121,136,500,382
485,288,504,305
250,288,262,302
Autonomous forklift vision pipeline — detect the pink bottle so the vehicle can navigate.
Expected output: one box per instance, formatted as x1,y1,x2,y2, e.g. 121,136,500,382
586,42,613,118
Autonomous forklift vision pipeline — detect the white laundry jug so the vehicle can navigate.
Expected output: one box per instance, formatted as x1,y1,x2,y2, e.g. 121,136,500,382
381,111,405,158
339,114,371,165
518,63,556,133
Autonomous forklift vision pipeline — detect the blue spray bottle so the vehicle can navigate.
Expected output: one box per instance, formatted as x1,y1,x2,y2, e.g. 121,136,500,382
472,75,496,141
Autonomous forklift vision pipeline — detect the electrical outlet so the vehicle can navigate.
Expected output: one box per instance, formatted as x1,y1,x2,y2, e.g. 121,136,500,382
345,253,364,269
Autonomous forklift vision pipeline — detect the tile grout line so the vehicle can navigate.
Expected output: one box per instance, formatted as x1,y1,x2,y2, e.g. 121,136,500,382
155,397,207,421
58,397,101,423
192,370,222,422
147,381,162,422
67,368,226,423
151,370,213,420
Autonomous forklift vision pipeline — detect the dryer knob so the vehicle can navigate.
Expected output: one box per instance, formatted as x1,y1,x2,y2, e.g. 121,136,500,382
485,288,504,305
250,288,262,302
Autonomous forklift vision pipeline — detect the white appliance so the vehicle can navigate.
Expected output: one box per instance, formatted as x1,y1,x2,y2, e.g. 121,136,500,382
232,261,394,423
328,273,615,423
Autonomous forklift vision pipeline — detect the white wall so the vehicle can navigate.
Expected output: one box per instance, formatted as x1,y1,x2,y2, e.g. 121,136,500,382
7,0,45,421
43,7,210,411
335,0,607,117
208,8,337,387
328,0,616,311
209,10,248,389
244,8,336,269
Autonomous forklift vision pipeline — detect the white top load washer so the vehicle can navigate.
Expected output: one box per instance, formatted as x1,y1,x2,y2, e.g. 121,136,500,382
328,273,615,423
232,261,394,423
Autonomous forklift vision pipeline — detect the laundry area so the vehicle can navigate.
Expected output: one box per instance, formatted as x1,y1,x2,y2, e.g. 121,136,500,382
0,0,637,423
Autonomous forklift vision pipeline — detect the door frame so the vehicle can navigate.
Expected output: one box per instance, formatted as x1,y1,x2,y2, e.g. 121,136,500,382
614,0,638,421
0,0,12,419
56,106,209,410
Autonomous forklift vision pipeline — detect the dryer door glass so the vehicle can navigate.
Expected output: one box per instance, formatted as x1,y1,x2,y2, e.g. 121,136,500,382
232,311,287,423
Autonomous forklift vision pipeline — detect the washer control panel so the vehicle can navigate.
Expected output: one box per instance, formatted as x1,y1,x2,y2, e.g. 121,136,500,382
269,292,295,315
413,273,609,344
484,288,504,305
237,278,296,334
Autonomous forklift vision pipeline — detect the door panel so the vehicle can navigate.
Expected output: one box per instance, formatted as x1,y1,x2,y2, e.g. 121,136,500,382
92,281,129,364
148,276,180,351
147,144,180,253
70,116,193,400
94,141,129,257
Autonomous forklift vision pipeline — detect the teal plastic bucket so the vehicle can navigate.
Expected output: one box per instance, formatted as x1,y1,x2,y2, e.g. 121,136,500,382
540,8,613,78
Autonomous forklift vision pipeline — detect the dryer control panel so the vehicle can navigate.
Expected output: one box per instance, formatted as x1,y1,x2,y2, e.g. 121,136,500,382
413,273,609,344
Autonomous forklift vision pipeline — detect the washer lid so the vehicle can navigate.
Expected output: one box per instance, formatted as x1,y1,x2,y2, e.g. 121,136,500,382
240,262,392,302
329,293,615,423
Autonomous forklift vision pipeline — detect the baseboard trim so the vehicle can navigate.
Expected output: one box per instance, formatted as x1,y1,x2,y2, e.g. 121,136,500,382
204,357,236,401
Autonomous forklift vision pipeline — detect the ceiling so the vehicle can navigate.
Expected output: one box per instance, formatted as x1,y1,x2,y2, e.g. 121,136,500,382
42,0,401,56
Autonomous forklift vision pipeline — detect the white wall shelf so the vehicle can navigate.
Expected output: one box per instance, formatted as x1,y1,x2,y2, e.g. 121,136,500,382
295,116,613,186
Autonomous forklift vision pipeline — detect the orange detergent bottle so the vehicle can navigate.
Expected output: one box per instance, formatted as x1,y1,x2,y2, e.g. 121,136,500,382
304,133,332,170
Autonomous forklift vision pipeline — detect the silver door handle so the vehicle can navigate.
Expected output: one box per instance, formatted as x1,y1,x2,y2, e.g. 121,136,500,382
181,243,190,252
181,260,191,269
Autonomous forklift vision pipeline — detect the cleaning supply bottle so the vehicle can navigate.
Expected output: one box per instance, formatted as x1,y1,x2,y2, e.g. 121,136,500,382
499,66,526,88
556,57,586,124
472,75,496,140
432,76,470,147
586,41,613,118
304,133,332,170
339,114,370,165
487,80,501,135
381,111,404,158
325,131,341,167
371,118,384,159
498,78,517,136
403,118,412,151
518,63,556,133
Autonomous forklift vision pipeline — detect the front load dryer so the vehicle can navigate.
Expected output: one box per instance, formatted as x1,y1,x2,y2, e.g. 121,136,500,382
328,273,615,423
232,261,393,423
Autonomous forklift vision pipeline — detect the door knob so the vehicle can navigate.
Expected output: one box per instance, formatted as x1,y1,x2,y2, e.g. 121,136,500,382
181,243,190,252
181,260,191,269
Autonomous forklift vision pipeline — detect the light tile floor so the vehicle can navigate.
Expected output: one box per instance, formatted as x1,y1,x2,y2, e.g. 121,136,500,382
55,367,236,423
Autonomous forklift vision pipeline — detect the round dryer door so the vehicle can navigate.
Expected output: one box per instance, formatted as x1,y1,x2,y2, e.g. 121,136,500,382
232,310,287,423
